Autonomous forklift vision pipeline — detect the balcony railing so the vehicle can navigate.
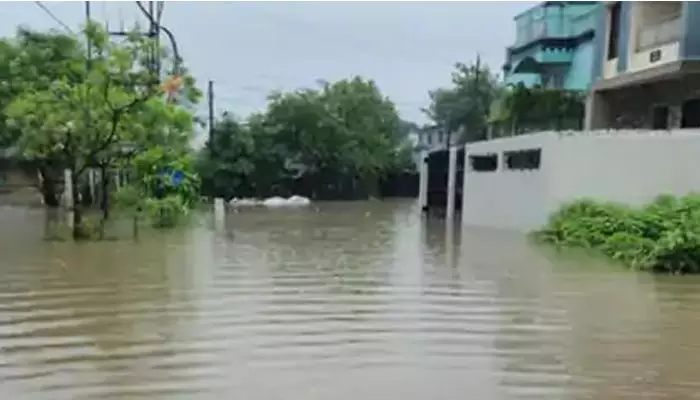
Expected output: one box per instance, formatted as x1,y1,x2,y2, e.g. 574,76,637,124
637,18,681,51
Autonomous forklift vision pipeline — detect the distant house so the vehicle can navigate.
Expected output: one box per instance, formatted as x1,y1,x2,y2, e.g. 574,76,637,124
416,125,450,151
503,1,600,90
586,1,700,130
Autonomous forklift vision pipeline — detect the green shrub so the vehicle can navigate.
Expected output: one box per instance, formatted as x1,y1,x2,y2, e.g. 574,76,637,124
534,194,700,275
144,195,189,229
113,185,144,213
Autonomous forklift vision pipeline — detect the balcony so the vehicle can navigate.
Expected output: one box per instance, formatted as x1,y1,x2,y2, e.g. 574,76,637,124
636,18,681,51
626,2,682,74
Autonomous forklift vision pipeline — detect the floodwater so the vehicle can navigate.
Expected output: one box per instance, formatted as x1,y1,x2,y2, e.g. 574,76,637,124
1,201,700,400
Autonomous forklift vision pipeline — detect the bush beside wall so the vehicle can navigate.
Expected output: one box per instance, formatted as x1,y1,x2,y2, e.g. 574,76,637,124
534,195,700,275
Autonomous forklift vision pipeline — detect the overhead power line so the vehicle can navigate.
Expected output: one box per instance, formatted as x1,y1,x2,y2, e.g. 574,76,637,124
34,1,75,34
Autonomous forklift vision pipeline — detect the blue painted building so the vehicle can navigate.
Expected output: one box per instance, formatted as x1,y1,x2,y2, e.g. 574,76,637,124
586,1,700,130
503,1,600,90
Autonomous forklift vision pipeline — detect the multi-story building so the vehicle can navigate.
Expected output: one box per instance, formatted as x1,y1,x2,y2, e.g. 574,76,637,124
503,1,600,90
586,2,700,130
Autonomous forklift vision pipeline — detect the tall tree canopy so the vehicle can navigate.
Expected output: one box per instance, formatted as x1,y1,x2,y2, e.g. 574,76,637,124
199,77,414,200
489,83,586,135
424,60,501,144
0,27,84,148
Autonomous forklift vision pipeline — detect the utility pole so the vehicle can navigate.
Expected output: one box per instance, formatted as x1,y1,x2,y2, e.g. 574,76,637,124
85,1,92,65
108,2,165,82
208,80,215,146
84,0,96,207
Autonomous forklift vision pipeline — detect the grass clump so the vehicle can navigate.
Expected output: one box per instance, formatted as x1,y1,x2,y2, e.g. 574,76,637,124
533,194,700,275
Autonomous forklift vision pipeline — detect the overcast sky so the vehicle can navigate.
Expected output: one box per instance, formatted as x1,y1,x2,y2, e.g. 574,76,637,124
3,1,532,141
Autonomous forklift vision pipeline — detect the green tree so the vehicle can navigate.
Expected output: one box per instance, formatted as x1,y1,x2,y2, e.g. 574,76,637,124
424,60,502,144
0,28,85,205
265,77,404,182
490,83,585,136
199,77,412,200
198,112,291,200
0,27,84,147
5,23,197,238
198,115,259,200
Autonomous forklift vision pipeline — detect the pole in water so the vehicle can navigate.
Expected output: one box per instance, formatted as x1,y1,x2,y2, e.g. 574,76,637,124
418,150,429,213
214,197,225,231
63,168,74,229
446,146,457,221
208,80,215,146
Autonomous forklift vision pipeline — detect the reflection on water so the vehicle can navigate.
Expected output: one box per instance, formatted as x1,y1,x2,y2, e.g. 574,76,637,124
1,201,700,399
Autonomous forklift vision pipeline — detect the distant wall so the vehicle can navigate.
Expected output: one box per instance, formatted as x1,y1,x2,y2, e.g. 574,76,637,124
461,130,700,232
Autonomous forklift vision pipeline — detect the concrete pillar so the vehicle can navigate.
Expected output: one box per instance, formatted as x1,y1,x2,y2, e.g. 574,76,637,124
88,169,96,205
669,104,682,129
418,150,429,212
585,91,610,130
63,168,74,229
446,146,458,221
214,197,226,231
461,144,470,227
445,214,456,269
63,168,73,209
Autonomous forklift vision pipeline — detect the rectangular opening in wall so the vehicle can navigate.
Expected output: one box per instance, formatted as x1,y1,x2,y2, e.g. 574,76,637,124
469,153,498,172
504,148,541,170
607,2,621,60
651,105,669,129
681,98,700,128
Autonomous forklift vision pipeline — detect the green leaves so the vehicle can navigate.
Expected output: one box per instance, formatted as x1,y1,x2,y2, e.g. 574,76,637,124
494,83,585,134
535,195,700,274
424,61,501,144
198,77,411,200
3,23,199,174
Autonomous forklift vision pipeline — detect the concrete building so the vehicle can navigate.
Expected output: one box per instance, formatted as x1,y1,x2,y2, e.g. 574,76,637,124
416,125,450,152
503,1,600,90
586,2,700,130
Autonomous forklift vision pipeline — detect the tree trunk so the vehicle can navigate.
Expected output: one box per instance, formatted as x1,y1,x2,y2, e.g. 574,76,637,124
71,170,86,240
37,166,60,208
100,165,110,220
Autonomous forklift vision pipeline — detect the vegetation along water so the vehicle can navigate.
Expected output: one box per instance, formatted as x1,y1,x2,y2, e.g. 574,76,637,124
535,195,700,275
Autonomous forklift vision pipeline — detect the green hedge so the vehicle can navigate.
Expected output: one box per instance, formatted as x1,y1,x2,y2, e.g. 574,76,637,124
534,195,700,274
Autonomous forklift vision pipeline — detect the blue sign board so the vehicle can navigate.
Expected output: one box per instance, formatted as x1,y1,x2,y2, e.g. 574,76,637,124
159,169,185,187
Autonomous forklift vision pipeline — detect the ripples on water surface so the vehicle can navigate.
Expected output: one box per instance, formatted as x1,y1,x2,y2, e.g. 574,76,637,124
2,201,700,399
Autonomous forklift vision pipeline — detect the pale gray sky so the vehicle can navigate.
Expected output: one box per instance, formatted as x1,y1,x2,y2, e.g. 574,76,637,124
3,1,532,140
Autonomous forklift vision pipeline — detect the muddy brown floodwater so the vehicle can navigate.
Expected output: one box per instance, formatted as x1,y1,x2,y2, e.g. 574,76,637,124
1,201,700,399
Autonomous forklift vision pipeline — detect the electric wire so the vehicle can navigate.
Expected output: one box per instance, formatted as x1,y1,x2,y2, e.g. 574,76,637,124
34,1,75,34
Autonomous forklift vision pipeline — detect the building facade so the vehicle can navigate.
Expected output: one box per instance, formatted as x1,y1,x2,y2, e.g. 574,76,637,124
503,1,600,90
586,1,700,130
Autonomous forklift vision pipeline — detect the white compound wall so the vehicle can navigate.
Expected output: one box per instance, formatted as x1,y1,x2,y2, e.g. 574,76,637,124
460,129,700,232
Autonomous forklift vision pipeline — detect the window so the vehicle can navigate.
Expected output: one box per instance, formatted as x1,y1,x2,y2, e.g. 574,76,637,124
469,154,498,172
651,105,669,130
607,2,621,60
504,148,541,170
